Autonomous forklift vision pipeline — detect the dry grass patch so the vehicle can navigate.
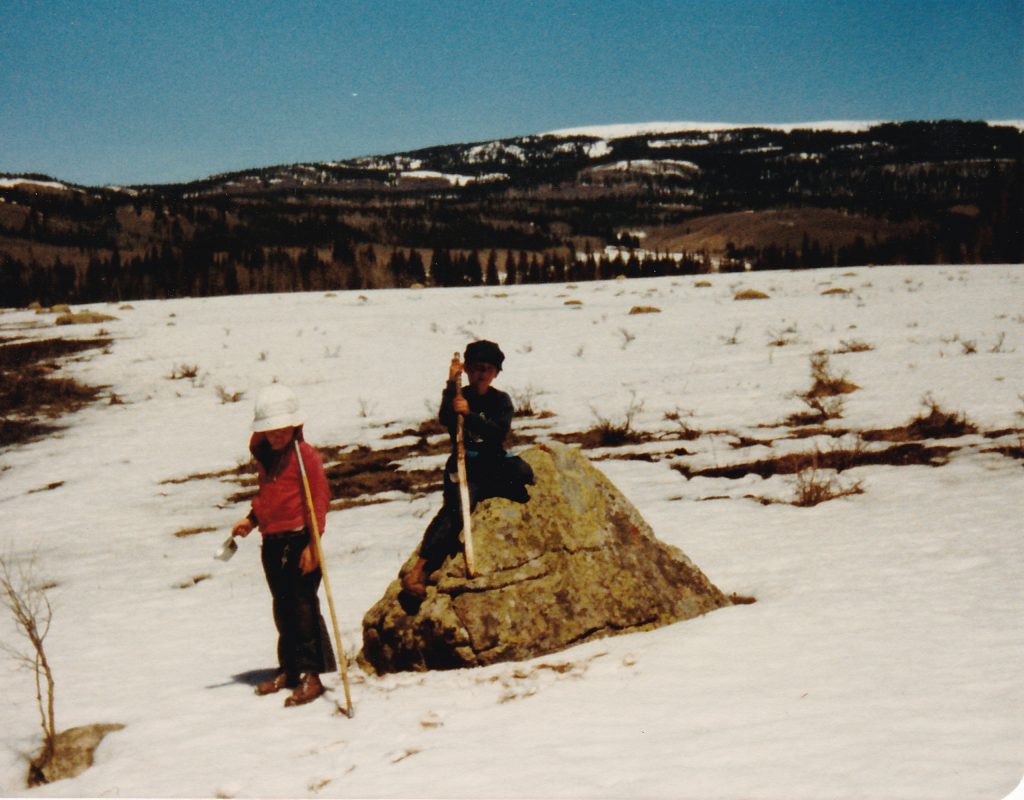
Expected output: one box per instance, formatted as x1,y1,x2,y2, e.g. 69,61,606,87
863,396,978,442
673,441,955,481
54,312,117,326
553,393,653,448
28,723,125,787
834,339,874,353
983,433,1024,462
174,526,218,538
174,574,211,589
320,444,444,503
734,289,770,300
381,416,446,444
27,481,65,495
0,337,110,448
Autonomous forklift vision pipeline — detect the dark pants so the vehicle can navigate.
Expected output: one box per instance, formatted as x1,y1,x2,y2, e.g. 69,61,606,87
260,531,336,677
419,453,533,571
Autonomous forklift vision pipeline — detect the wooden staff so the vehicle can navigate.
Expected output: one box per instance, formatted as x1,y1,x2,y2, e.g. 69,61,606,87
452,352,476,578
294,440,354,718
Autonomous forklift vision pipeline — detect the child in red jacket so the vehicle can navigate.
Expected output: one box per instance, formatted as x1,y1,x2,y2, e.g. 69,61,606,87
231,384,336,707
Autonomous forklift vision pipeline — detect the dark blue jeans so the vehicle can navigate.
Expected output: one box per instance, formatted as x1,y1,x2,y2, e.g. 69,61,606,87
260,531,336,676
418,453,533,570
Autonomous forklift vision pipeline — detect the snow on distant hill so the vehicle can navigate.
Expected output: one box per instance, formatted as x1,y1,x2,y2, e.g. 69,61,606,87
544,120,885,139
0,176,76,191
545,119,1024,139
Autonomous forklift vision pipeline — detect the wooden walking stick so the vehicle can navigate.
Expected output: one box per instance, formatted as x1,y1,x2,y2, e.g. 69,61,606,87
294,440,354,718
452,352,477,578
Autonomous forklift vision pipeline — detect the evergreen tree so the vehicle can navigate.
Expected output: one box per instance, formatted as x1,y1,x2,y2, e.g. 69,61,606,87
485,250,499,286
463,250,483,286
389,249,409,287
408,249,426,284
429,249,454,287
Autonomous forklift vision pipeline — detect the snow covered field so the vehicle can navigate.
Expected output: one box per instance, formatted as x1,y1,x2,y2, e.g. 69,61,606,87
1,265,1022,799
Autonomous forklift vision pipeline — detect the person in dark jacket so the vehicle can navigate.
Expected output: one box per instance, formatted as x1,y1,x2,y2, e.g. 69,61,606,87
231,384,336,707
400,340,534,601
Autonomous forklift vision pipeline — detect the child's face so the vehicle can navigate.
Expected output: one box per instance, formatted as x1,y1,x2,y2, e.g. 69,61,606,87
465,361,498,394
264,426,295,451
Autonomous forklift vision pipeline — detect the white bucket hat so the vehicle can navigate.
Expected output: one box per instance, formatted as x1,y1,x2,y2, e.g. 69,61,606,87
251,384,303,432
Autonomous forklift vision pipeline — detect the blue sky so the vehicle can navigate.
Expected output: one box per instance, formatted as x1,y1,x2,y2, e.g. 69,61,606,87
2,0,1022,185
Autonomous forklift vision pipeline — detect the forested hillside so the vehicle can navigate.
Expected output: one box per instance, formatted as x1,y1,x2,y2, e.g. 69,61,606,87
1,120,1020,305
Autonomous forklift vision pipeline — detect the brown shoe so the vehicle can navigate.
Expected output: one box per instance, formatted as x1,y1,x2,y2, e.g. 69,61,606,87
400,557,428,600
255,671,296,696
284,673,325,707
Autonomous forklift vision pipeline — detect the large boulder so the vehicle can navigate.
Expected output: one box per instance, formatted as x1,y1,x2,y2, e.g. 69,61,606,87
360,443,730,673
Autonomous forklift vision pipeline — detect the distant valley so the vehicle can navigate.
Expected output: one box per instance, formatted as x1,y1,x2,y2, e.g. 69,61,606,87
1,119,1021,305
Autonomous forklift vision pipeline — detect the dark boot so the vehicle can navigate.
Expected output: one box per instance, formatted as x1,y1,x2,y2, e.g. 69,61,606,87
255,671,297,696
400,557,429,600
284,673,325,707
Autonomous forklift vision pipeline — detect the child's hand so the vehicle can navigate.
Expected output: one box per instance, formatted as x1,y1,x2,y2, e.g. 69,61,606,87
232,517,254,538
452,394,470,415
299,543,319,574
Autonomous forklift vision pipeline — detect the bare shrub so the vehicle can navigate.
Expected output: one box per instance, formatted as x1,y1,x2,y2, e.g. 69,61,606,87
617,328,636,349
807,352,859,397
835,339,874,353
989,332,1010,353
587,392,646,446
791,464,864,507
509,385,546,417
787,353,857,425
767,324,798,347
167,363,200,381
664,407,702,440
357,397,377,418
215,386,245,404
1,552,57,779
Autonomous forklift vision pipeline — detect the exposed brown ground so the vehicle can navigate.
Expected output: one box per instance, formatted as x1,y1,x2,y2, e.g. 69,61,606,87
642,208,923,254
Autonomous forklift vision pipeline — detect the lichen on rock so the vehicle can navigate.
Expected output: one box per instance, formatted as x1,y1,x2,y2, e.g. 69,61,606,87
360,443,730,674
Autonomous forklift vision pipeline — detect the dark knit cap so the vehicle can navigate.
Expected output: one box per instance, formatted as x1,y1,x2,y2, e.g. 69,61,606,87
464,340,505,371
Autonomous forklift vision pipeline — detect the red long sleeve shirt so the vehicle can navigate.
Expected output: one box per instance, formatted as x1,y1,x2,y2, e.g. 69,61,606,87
249,432,330,536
